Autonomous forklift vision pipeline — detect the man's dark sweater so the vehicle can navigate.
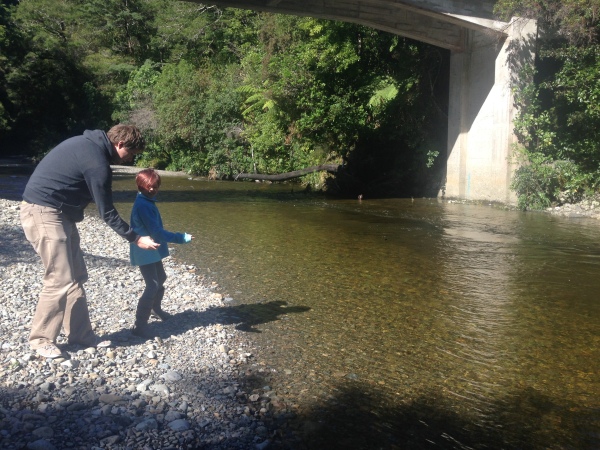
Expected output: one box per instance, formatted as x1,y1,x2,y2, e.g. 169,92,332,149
23,129,137,242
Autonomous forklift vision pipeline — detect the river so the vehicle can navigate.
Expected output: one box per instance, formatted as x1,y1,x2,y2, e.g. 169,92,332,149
4,170,599,449
110,173,600,449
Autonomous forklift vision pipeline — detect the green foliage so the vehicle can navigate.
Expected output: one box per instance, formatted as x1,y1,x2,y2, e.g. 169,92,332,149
1,0,154,153
1,0,111,154
494,0,600,45
511,152,559,210
3,1,447,196
146,61,245,175
368,79,399,110
0,2,20,138
499,0,600,208
233,15,442,193
159,6,260,66
511,51,600,209
511,151,597,210
426,149,439,169
113,59,160,125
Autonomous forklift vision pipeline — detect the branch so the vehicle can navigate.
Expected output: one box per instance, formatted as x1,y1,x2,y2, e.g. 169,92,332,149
235,164,341,182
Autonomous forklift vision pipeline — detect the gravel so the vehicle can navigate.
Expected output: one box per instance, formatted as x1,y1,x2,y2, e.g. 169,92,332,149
0,198,298,450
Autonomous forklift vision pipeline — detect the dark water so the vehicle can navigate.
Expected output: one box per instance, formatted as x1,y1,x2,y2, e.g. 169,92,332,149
4,172,599,448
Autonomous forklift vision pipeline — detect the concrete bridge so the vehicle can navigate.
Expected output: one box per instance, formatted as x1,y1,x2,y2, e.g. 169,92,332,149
200,0,537,203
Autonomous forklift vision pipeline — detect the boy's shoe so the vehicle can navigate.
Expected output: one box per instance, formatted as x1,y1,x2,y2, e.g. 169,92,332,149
36,343,63,359
151,309,172,321
132,324,155,340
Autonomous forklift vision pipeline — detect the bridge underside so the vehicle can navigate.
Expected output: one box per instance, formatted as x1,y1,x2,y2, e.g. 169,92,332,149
199,0,537,204
205,0,502,51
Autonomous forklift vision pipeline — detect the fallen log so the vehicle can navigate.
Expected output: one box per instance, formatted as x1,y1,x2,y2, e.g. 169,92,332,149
235,164,341,182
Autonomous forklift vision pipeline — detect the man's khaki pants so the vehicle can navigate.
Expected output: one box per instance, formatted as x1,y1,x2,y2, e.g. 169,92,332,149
20,202,95,349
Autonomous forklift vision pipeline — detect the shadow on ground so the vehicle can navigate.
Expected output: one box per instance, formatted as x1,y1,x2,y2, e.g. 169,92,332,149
104,300,311,346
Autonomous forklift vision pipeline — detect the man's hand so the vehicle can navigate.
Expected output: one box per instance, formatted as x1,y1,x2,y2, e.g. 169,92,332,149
136,236,160,250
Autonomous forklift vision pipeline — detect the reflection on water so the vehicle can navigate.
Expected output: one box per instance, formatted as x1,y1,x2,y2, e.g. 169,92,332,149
114,175,599,448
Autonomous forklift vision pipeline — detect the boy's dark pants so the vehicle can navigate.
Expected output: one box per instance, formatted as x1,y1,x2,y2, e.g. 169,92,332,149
136,261,167,329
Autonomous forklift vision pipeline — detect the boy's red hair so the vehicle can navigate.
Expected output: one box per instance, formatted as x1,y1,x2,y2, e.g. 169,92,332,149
136,168,161,195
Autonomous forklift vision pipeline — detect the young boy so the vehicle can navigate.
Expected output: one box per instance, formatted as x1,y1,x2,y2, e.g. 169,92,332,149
130,168,193,339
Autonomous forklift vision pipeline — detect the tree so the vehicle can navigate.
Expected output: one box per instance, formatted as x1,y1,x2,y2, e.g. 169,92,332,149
3,2,449,197
0,1,23,142
1,0,109,154
495,0,600,45
496,0,600,208
236,15,447,194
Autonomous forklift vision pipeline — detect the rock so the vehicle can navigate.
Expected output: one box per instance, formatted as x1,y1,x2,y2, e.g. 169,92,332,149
164,410,181,422
26,439,57,450
31,426,53,438
256,440,271,450
135,418,158,431
161,370,182,382
167,418,190,431
60,359,79,369
100,435,120,446
99,394,126,405
150,383,169,395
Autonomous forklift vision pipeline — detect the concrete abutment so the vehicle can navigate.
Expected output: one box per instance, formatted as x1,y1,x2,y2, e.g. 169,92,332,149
444,18,536,204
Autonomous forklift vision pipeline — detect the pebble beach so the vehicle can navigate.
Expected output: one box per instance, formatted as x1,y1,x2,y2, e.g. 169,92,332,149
0,197,296,450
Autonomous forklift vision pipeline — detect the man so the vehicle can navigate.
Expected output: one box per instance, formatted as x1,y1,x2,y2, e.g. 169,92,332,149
20,124,160,358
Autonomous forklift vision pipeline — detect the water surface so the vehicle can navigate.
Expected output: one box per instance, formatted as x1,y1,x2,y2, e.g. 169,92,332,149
113,175,600,448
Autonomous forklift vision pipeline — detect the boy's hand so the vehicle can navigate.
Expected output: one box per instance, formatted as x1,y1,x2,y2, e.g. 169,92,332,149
137,236,160,250
184,233,193,243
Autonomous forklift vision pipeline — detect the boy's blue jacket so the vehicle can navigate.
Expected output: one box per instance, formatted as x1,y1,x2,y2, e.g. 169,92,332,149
130,192,187,266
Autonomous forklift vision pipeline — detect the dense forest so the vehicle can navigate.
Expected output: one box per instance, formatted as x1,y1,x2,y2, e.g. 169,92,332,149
0,0,449,198
2,0,600,205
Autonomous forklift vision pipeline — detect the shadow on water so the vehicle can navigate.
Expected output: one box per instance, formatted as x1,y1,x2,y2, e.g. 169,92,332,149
110,187,334,205
211,300,312,333
1,369,598,450
270,384,600,450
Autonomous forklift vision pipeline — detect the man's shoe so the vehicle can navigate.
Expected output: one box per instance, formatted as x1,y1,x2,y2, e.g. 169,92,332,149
36,343,63,359
69,337,112,349
94,339,112,348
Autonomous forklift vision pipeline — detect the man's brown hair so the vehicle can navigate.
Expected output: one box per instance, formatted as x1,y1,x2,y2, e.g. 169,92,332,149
107,124,145,151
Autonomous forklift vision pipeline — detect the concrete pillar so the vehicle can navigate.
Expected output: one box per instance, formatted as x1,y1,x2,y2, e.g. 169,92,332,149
443,19,537,204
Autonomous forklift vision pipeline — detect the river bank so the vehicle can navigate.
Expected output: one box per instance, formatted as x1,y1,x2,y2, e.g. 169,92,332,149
5,159,600,220
117,164,600,220
0,198,300,450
